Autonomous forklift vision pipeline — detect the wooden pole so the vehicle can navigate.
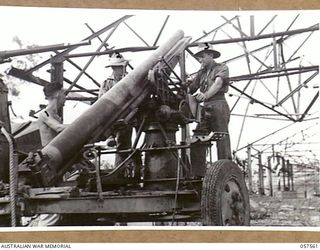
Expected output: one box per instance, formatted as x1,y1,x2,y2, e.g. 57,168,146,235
247,145,253,193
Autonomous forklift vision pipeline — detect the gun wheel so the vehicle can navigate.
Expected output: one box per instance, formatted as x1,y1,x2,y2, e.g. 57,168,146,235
201,160,250,226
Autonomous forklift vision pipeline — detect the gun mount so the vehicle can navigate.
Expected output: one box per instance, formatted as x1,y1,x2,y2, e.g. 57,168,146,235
0,30,250,226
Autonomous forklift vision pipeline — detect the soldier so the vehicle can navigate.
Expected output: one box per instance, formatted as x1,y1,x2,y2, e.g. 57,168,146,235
26,82,66,227
38,82,67,146
189,43,232,160
99,53,131,167
99,53,129,98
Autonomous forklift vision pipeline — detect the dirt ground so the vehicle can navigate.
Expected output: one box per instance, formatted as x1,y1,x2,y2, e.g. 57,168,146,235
250,194,320,227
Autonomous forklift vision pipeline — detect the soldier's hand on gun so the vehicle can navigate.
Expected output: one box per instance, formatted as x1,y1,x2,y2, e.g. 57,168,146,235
193,92,206,102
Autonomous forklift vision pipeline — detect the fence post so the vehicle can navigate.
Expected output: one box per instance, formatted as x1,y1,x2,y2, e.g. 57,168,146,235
247,145,253,193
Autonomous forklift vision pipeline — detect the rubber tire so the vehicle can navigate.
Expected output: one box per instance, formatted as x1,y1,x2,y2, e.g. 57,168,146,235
201,160,250,226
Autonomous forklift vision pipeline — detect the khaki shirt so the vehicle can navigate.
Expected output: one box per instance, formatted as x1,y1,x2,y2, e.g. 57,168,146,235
99,73,123,98
190,62,229,101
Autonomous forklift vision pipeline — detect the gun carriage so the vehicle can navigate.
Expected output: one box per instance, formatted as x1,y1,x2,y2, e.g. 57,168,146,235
0,29,250,226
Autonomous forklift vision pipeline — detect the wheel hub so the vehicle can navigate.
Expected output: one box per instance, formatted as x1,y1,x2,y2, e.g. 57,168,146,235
221,180,245,225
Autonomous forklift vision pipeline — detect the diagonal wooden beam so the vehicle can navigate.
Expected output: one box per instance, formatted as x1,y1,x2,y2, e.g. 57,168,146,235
230,84,297,122
64,57,101,88
221,15,249,37
257,15,277,36
153,15,170,46
235,81,258,151
8,67,48,86
230,46,274,112
26,15,132,74
84,23,109,50
191,16,238,43
66,25,120,93
298,91,319,122
124,21,150,47
230,65,318,82
236,16,251,74
190,24,319,47
220,28,270,69
235,122,296,152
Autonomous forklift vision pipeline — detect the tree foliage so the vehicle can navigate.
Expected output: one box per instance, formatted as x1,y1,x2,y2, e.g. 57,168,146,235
1,36,43,97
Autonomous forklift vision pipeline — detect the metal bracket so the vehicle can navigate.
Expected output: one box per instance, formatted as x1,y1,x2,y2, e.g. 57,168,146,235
189,131,228,144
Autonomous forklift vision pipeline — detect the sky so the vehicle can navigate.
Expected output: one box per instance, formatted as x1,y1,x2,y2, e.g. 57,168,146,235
0,6,319,168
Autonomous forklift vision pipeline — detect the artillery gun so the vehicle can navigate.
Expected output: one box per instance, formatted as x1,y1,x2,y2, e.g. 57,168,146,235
0,30,250,226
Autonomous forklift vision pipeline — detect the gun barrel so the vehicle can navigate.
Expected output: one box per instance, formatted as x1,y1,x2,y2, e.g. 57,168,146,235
39,30,185,184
